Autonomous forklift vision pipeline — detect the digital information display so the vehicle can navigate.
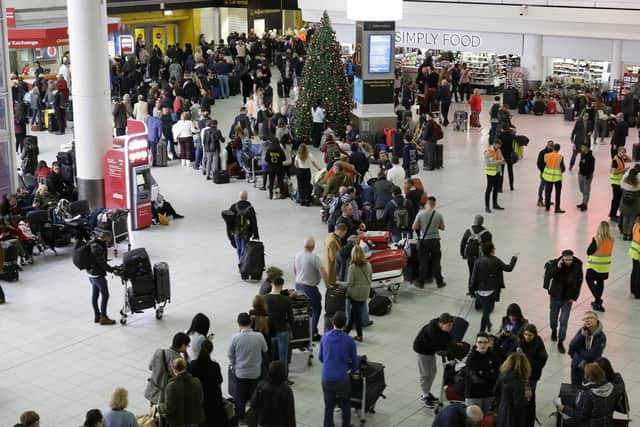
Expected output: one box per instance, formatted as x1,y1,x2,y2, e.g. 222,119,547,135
368,34,392,74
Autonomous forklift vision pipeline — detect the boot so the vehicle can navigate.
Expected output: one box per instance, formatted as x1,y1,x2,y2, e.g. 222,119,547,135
100,315,116,325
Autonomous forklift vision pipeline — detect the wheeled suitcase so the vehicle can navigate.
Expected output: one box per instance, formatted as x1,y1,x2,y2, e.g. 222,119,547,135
503,87,519,110
450,317,470,342
277,80,285,98
156,141,168,167
633,143,640,162
230,76,241,96
213,170,230,184
369,249,407,274
57,150,73,166
127,287,156,312
48,112,58,132
358,231,390,250
564,107,575,121
154,262,171,303
435,143,444,169
240,240,265,280
351,356,386,415
325,286,346,315
130,274,156,297
404,239,420,282
122,248,152,279
392,132,404,160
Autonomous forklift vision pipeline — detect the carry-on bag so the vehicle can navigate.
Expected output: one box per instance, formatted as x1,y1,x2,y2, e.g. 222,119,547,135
368,294,392,316
122,248,153,278
154,262,171,303
214,170,230,184
240,240,265,280
156,140,168,167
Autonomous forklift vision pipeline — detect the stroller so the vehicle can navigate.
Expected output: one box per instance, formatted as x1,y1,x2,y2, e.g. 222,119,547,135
26,209,72,255
116,247,170,325
453,110,468,132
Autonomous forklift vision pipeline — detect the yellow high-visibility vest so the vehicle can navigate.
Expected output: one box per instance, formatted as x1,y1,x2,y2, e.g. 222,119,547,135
588,238,613,273
542,152,563,183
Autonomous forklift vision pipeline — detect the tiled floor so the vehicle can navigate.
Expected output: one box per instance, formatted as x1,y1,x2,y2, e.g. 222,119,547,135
2,89,640,426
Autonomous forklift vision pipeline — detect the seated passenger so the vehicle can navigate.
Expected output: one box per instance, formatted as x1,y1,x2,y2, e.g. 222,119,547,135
152,194,184,224
32,184,59,210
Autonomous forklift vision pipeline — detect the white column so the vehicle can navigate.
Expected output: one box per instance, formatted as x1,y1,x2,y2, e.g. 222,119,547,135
67,0,112,208
521,34,543,84
610,39,623,87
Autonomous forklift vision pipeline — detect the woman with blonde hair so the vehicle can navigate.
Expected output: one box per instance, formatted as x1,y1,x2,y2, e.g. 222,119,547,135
345,245,372,342
586,221,614,312
102,388,136,427
295,143,321,206
494,352,532,427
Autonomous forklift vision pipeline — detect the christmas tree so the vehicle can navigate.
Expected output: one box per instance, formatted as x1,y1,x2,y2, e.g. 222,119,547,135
294,11,352,143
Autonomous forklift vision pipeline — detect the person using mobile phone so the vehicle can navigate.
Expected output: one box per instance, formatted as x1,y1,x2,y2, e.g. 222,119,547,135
568,311,607,385
543,249,584,355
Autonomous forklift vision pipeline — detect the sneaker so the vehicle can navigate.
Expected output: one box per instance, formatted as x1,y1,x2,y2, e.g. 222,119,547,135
551,329,557,341
437,282,447,288
557,341,566,354
537,200,544,207
173,214,184,219
94,316,101,324
485,207,492,213
493,205,505,210
591,301,605,312
354,336,363,342
555,209,566,214
364,320,374,327
423,395,438,408
287,380,295,386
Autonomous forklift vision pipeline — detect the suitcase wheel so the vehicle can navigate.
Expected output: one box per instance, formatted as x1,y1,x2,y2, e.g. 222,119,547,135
155,307,164,320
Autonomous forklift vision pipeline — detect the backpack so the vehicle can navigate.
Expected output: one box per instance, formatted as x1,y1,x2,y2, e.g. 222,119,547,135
234,205,252,239
392,199,410,230
463,228,488,259
431,122,443,141
73,240,93,271
368,294,392,316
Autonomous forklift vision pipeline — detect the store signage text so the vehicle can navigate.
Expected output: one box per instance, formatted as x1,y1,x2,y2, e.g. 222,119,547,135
395,31,482,49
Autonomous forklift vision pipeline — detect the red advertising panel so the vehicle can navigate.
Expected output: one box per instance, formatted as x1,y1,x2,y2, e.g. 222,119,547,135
120,35,134,55
103,149,127,209
6,8,16,28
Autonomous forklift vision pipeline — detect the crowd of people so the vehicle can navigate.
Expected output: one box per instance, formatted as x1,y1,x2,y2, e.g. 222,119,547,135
7,25,639,427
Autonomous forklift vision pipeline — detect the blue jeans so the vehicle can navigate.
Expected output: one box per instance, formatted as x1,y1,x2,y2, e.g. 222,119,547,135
271,330,290,376
89,276,109,318
323,380,351,427
549,297,572,342
346,296,369,325
234,237,246,262
477,293,496,332
31,107,41,125
149,139,158,165
296,284,322,335
219,74,230,98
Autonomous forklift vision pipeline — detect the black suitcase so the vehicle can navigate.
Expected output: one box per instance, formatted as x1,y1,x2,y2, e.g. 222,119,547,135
156,140,168,167
564,107,575,121
24,135,38,151
503,87,519,110
127,287,156,312
122,248,152,278
240,240,264,280
435,143,443,169
213,170,230,184
230,76,241,96
351,356,386,413
57,151,74,166
154,262,171,302
392,132,404,160
48,112,58,132
277,80,285,98
325,286,346,315
131,274,156,296
633,143,640,162
404,240,420,282
450,317,469,342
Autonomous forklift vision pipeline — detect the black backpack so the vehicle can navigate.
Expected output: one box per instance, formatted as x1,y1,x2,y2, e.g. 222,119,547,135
463,228,488,259
234,205,252,239
368,294,392,316
73,240,93,271
392,199,410,231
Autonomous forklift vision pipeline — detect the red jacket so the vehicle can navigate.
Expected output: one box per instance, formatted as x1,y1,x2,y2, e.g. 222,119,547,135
469,95,482,112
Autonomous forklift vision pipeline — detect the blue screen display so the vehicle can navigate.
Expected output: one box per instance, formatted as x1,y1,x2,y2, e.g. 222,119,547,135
368,34,392,74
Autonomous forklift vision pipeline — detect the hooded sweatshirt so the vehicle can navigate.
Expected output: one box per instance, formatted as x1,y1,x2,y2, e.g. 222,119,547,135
318,329,359,383
565,382,617,427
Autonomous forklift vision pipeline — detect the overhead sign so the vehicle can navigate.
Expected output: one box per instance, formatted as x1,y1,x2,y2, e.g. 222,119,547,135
6,8,16,28
120,35,134,54
395,28,523,55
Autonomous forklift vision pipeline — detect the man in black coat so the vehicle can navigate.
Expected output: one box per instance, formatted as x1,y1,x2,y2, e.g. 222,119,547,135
536,140,554,206
610,113,629,158
543,249,583,354
577,144,595,211
460,215,493,290
413,313,455,408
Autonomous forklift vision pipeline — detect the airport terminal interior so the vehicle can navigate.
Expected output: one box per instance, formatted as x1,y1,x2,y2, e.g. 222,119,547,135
2,1,640,427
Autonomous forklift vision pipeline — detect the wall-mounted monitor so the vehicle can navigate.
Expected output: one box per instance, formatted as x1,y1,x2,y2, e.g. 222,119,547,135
368,34,392,74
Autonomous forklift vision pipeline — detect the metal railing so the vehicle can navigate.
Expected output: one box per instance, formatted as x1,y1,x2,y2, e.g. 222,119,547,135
408,0,640,10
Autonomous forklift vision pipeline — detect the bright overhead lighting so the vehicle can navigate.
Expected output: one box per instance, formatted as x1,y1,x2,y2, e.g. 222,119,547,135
163,10,173,16
347,0,403,21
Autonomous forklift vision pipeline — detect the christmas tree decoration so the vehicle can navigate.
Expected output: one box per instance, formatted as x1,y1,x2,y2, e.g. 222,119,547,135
294,11,353,143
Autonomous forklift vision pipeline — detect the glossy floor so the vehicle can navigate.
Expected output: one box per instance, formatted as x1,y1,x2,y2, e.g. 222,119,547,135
1,95,639,427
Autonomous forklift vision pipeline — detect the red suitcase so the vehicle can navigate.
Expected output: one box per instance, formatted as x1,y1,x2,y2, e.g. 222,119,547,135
369,249,407,274
359,231,390,251
444,385,464,402
383,128,398,149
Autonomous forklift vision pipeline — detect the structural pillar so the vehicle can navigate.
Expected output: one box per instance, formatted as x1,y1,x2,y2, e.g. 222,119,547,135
67,0,112,208
610,39,623,88
521,34,543,92
0,3,17,195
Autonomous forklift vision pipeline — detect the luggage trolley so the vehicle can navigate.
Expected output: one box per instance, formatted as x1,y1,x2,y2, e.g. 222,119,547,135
453,110,468,132
95,208,130,256
241,139,263,187
289,293,314,367
350,356,387,425
116,248,170,325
